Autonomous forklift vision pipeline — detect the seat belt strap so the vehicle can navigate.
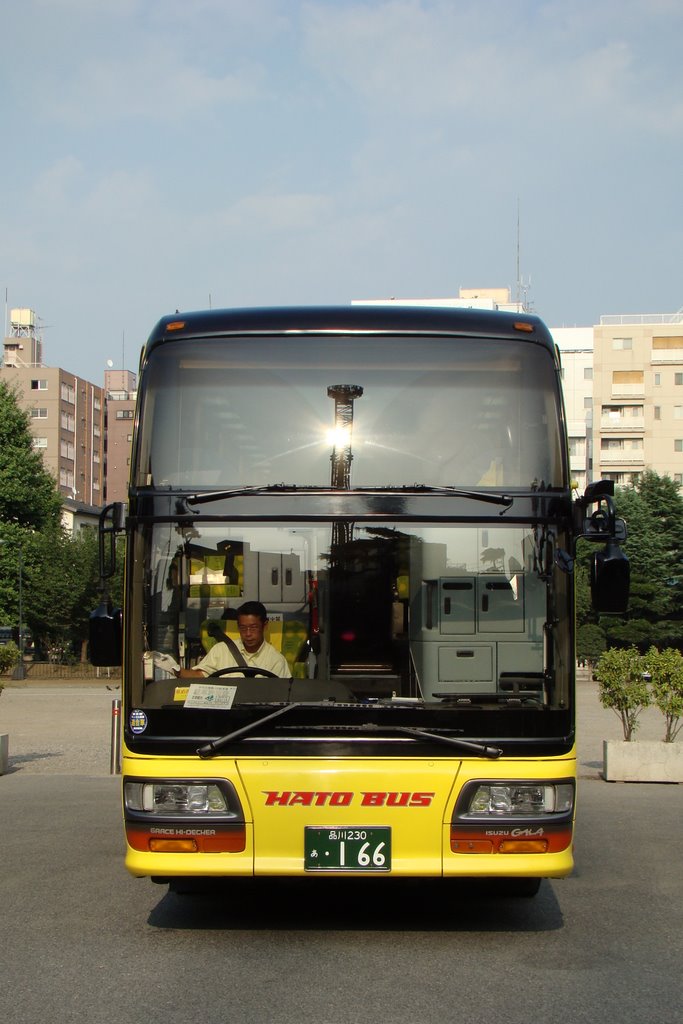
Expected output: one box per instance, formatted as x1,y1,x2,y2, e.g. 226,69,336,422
219,633,248,669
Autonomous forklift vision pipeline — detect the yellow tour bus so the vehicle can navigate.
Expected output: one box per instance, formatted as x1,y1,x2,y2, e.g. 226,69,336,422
90,304,629,897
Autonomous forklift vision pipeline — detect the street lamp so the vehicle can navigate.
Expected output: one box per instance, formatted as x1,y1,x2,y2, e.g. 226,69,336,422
0,538,26,680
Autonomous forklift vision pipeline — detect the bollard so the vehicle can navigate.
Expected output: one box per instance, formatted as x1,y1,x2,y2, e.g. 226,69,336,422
110,698,122,775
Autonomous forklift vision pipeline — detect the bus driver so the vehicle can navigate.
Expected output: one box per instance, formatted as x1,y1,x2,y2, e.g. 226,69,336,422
173,601,290,679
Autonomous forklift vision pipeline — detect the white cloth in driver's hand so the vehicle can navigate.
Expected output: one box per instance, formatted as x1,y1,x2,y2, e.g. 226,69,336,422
145,651,180,673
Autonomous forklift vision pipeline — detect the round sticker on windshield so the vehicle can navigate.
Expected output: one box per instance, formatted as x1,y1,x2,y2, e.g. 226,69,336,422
129,709,148,734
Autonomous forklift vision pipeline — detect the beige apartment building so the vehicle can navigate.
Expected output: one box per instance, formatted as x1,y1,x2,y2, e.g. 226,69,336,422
553,311,683,490
0,362,105,504
1,308,140,508
592,313,683,486
104,369,137,503
2,309,105,505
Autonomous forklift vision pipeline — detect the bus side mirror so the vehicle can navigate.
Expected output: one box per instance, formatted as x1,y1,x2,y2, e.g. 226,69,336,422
591,541,630,614
89,602,122,667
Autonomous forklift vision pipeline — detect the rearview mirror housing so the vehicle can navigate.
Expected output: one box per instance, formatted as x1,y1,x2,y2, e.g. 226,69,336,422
89,602,122,667
591,541,630,614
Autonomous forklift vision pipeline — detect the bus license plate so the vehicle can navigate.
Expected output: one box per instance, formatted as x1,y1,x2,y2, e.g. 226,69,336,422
304,827,391,871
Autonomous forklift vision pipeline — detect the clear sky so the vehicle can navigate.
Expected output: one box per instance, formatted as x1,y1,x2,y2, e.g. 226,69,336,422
1,0,682,384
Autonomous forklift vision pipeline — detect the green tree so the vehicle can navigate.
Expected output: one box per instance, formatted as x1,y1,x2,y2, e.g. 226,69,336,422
0,381,67,652
0,382,119,661
634,471,683,635
66,529,123,660
612,481,683,649
0,380,63,529
576,474,683,653
576,623,606,667
635,471,683,574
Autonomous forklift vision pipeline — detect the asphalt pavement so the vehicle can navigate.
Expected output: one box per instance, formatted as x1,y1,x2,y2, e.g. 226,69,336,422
0,670,670,777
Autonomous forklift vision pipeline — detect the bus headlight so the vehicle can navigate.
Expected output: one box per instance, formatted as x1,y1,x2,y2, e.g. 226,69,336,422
124,779,242,819
123,778,247,855
450,779,575,855
465,782,574,817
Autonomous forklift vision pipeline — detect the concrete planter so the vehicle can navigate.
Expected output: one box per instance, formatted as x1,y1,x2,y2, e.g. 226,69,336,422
0,733,8,775
603,740,683,783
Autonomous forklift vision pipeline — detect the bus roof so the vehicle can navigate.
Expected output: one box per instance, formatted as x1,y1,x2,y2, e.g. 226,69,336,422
144,304,556,355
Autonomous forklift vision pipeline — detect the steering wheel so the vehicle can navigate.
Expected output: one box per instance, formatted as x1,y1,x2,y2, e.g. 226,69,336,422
208,666,279,679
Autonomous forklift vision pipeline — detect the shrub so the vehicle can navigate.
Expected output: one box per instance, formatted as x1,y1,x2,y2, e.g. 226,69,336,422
0,641,20,675
595,646,650,741
642,646,683,742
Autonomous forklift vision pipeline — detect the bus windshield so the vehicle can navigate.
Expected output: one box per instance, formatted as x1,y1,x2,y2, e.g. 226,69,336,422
133,518,574,736
135,335,564,492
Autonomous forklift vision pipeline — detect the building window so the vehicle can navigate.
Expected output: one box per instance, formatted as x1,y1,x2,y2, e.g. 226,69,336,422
31,379,48,390
676,474,683,485
31,407,48,419
32,437,48,449
116,409,134,420
612,370,643,386
654,373,661,386
613,337,633,350
61,412,75,432
676,374,683,386
583,367,593,380
583,397,592,409
94,397,101,411
653,336,683,350
127,434,133,442
675,440,683,453
601,405,641,420
93,425,101,437
654,407,661,420
60,383,75,404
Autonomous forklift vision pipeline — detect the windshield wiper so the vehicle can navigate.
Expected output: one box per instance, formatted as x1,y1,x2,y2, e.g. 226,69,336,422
178,483,513,513
197,708,502,759
404,484,513,509
197,702,304,758
299,722,502,757
179,484,295,513
383,725,502,757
